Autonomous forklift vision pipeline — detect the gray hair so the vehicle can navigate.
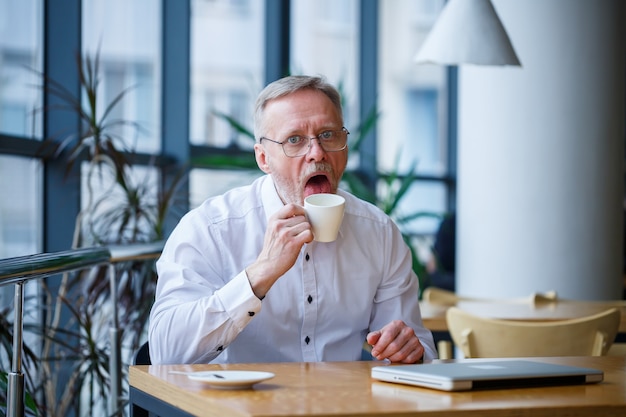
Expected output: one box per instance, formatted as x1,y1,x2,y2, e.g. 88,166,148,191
253,75,343,140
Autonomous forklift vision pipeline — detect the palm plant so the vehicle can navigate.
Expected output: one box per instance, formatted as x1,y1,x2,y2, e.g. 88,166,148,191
37,50,140,177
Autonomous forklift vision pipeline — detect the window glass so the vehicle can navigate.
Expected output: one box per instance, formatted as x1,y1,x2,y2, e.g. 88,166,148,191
80,161,162,244
290,0,359,129
190,0,264,148
0,0,43,138
379,0,447,177
379,0,448,236
0,155,42,258
0,0,43,271
82,0,162,154
81,0,162,236
397,180,447,234
189,168,263,209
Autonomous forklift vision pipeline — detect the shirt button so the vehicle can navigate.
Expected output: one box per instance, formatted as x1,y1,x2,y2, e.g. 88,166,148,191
305,336,310,344
248,311,255,316
305,253,310,261
307,295,313,304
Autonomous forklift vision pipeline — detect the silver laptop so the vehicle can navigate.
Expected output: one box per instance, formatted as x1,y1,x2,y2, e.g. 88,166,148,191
371,359,603,391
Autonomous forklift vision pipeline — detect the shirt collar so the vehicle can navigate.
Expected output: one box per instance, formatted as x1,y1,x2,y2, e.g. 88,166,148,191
261,175,285,223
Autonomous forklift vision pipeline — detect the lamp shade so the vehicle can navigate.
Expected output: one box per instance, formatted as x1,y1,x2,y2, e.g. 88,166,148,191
414,0,521,66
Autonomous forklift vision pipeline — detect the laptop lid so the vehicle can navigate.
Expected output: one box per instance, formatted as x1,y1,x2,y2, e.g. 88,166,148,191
370,360,604,392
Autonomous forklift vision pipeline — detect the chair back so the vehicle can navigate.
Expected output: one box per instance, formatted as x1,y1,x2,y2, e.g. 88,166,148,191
133,341,151,365
422,287,558,305
446,307,621,358
422,287,460,304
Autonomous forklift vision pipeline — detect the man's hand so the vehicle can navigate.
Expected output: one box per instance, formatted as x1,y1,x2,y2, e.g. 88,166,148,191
367,320,425,363
245,204,313,298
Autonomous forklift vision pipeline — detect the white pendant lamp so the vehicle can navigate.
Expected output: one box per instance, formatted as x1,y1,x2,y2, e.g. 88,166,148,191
414,0,521,66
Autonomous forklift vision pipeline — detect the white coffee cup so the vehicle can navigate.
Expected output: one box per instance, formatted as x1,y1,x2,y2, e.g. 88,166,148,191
304,193,346,242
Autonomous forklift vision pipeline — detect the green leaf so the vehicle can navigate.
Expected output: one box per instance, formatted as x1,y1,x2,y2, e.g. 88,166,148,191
212,110,255,141
191,154,260,170
349,105,380,152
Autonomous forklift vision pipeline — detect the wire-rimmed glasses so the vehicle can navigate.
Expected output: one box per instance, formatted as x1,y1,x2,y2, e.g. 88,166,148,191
259,127,349,157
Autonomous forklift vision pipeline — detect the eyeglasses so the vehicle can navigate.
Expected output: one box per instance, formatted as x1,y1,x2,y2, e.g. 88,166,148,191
259,127,349,157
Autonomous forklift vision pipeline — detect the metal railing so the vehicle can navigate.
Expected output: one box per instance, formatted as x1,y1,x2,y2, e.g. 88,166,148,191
107,242,163,415
0,242,163,417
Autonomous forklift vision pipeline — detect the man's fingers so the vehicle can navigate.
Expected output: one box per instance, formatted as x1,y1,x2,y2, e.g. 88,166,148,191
387,338,424,363
366,330,382,345
370,321,424,363
375,327,415,358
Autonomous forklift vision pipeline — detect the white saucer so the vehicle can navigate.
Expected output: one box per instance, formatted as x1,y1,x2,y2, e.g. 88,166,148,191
186,370,275,389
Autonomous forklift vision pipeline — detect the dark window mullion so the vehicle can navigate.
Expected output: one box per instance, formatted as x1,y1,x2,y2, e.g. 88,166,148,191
43,0,81,252
264,0,290,84
446,66,458,212
161,0,191,235
359,0,378,193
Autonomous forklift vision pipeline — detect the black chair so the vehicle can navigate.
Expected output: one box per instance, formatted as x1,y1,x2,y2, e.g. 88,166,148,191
131,341,150,417
133,341,151,365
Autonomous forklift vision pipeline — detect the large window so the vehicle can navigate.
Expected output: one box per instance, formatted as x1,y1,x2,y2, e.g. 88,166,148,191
0,0,455,253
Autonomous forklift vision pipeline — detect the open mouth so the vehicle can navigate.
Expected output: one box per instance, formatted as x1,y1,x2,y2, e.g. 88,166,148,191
304,174,332,197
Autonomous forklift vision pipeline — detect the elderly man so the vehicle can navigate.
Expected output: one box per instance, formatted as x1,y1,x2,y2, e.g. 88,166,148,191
149,75,436,364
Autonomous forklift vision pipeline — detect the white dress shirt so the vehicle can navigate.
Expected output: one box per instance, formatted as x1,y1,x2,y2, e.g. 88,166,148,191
149,175,437,364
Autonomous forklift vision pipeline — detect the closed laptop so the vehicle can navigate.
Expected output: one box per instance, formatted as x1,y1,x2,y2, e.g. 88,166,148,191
370,359,603,391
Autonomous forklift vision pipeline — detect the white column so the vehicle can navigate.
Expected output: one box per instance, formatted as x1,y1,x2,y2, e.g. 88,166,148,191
456,0,625,300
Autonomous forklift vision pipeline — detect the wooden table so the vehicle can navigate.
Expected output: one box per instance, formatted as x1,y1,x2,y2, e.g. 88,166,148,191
129,356,626,417
420,299,626,333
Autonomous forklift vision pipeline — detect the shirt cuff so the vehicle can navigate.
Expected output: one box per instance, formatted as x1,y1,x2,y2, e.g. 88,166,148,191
215,271,262,330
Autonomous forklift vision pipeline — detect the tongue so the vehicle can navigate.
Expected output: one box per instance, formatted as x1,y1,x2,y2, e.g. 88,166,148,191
304,176,332,196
